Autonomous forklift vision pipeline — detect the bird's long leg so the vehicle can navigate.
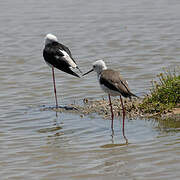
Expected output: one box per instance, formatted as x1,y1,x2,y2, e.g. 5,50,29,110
108,94,114,136
120,95,128,144
52,67,58,109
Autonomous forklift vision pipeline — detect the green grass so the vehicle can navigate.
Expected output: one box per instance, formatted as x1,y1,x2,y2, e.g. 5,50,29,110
139,67,180,114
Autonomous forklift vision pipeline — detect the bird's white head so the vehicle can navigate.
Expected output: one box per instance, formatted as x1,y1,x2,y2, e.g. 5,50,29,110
44,33,58,45
92,60,107,74
82,60,107,77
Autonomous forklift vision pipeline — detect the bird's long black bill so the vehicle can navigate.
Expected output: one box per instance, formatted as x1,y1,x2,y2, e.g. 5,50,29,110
82,69,93,76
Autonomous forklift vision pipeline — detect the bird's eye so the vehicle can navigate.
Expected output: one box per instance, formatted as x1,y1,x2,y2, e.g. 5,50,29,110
93,65,95,68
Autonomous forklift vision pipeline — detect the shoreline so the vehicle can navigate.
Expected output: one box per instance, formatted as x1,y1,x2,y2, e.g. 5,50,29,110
43,97,180,121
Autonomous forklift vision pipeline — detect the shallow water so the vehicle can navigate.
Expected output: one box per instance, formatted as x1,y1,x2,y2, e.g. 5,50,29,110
0,0,180,179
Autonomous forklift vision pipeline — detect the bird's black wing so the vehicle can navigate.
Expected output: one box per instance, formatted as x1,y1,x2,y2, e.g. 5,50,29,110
59,43,82,73
43,43,80,77
58,43,76,63
100,69,137,98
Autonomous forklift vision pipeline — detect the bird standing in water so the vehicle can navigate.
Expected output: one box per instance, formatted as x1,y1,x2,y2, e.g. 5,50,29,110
43,34,81,108
83,60,137,143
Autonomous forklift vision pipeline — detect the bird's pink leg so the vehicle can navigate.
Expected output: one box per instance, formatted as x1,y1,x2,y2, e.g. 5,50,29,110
108,94,114,135
52,67,58,109
120,95,128,144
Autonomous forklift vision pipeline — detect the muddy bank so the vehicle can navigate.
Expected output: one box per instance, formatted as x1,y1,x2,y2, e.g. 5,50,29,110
42,97,180,121
77,98,142,119
78,97,180,120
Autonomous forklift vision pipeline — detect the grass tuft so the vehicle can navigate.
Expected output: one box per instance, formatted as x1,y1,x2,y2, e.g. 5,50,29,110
139,67,180,114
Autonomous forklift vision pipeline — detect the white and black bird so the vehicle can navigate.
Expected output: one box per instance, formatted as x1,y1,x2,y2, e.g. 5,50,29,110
83,60,137,142
43,33,81,108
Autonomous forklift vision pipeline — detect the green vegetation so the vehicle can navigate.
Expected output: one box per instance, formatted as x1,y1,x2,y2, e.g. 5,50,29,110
139,67,180,114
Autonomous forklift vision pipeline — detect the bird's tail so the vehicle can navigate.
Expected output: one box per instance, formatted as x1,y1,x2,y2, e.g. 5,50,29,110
76,66,82,74
70,70,81,78
129,92,139,99
63,67,81,78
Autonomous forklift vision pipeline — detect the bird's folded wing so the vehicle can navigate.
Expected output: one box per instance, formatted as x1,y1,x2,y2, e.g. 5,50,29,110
43,46,80,77
100,70,132,97
59,43,77,63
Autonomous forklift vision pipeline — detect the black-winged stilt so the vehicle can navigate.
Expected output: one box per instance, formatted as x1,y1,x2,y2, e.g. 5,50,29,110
43,33,81,108
83,60,137,142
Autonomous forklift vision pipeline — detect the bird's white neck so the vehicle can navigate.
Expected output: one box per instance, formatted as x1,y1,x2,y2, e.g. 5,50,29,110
96,65,107,75
97,67,106,78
